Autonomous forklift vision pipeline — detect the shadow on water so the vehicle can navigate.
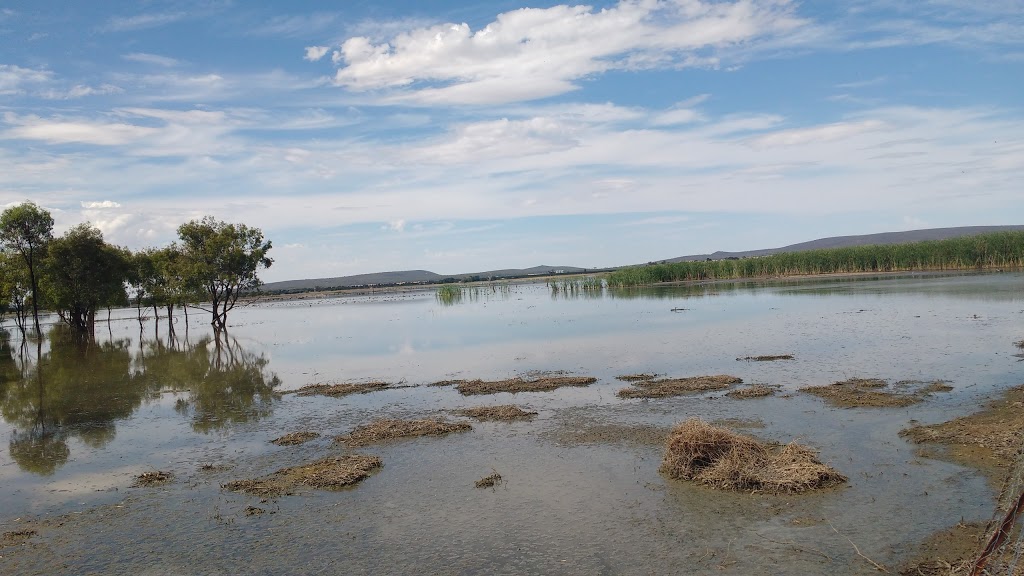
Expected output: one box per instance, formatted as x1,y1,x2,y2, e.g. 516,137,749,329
0,324,280,475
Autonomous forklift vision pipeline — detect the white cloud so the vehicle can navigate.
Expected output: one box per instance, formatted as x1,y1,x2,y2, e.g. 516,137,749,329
2,114,158,145
749,119,887,148
123,52,181,67
251,13,341,37
40,84,124,100
383,219,406,232
0,64,52,95
81,201,122,209
102,12,186,33
304,46,329,62
329,0,809,104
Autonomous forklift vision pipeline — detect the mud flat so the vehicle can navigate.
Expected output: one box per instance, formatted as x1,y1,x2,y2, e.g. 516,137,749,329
334,418,472,447
801,378,951,408
436,376,597,396
294,381,392,397
660,419,846,494
271,431,321,446
456,405,538,421
223,454,382,498
617,375,742,399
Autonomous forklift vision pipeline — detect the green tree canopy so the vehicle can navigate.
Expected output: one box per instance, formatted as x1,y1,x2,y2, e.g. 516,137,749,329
0,202,54,337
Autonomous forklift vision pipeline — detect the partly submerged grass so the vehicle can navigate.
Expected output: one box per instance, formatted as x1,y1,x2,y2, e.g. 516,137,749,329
223,455,382,498
133,471,173,487
295,381,391,397
726,385,777,399
334,418,472,447
475,471,503,488
801,378,951,408
438,376,597,396
660,418,846,494
270,431,321,446
617,375,742,398
456,405,538,421
737,354,794,362
615,373,659,382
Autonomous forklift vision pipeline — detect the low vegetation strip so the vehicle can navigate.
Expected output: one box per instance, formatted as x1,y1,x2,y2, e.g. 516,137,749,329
334,418,472,446
456,405,538,421
440,376,597,396
617,375,742,398
295,382,391,397
660,419,847,494
271,431,320,446
607,231,1024,286
737,355,794,362
801,378,951,408
726,385,777,399
223,455,382,498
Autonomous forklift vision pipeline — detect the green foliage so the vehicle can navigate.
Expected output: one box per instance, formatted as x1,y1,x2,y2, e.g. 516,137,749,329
0,202,54,336
607,232,1024,286
177,216,272,330
0,253,33,334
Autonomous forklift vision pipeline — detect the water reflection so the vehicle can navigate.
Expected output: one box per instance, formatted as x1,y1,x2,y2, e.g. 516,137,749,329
0,326,280,475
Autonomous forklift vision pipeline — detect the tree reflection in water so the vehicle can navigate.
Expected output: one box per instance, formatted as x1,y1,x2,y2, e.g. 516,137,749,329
0,326,280,475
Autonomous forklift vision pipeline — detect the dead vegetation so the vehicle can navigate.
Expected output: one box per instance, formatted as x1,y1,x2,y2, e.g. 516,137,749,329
475,471,503,488
244,506,266,516
334,418,472,447
738,355,794,362
1015,340,1024,349
659,419,847,494
271,431,321,446
617,375,742,399
223,454,382,498
900,385,1024,485
1,529,37,545
898,521,987,576
616,373,659,382
801,378,952,408
133,471,172,487
726,385,777,399
438,376,597,396
456,405,538,421
294,381,391,397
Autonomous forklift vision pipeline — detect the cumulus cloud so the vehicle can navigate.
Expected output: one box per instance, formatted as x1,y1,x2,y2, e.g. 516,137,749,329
384,219,406,232
328,0,809,104
81,201,122,209
0,64,53,95
304,46,329,61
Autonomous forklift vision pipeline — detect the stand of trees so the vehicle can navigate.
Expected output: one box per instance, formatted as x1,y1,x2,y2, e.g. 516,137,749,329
0,202,273,337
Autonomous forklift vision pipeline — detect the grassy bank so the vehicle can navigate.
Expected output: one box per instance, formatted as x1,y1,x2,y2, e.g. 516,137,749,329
607,231,1024,286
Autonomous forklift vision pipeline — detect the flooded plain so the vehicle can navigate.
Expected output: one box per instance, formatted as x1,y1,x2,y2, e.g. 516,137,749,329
1,272,1023,575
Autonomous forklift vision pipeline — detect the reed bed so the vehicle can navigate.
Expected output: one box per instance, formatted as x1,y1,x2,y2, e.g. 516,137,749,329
133,470,173,487
660,419,846,494
334,418,472,446
475,471,503,488
737,354,794,362
607,231,1024,286
443,376,597,396
223,455,382,497
615,373,659,381
617,375,742,398
295,381,391,397
801,378,950,408
456,405,538,421
726,385,777,399
270,431,321,446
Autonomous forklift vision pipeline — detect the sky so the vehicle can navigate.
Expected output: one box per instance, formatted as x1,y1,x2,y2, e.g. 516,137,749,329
1,0,1022,282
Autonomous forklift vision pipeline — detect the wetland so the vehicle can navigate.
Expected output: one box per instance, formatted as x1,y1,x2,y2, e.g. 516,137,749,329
1,271,1023,575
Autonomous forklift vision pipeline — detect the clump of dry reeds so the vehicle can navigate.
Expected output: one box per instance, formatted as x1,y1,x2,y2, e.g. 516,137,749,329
457,405,538,421
615,373,659,382
659,419,846,494
133,470,173,487
475,471,503,488
802,378,952,408
726,385,776,399
334,418,472,447
452,376,597,396
223,454,382,498
271,431,321,446
737,355,794,362
295,381,391,397
617,375,742,399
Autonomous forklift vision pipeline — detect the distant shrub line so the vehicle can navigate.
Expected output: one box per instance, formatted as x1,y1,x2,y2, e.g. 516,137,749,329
606,231,1024,286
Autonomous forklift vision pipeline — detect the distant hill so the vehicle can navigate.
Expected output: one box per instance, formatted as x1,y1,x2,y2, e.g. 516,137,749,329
663,225,1024,263
261,265,589,293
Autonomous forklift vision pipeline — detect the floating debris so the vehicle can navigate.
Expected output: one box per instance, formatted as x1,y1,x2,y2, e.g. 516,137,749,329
617,375,742,399
133,471,173,487
475,471,503,489
660,419,846,494
446,376,597,396
726,385,777,399
335,418,472,447
294,381,391,397
270,431,321,446
224,454,382,498
457,405,538,422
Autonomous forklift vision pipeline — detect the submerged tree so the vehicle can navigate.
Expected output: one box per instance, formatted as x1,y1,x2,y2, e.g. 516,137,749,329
0,202,54,337
177,216,272,331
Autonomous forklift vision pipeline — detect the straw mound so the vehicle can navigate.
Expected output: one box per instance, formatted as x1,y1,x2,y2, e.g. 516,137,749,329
295,381,391,397
801,378,951,408
737,355,794,362
659,419,846,494
133,471,172,487
726,385,776,399
475,472,503,488
615,373,659,382
335,418,472,447
457,405,538,421
271,431,321,446
1014,339,1024,349
454,376,597,396
618,375,742,399
223,454,382,498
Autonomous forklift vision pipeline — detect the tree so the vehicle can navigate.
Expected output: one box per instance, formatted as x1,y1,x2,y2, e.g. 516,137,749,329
0,253,33,337
177,216,272,331
41,224,129,334
0,202,54,337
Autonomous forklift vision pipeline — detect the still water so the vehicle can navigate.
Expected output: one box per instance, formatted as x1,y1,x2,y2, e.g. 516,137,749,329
1,272,1022,575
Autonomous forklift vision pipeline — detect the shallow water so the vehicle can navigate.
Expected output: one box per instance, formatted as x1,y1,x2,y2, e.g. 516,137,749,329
1,272,1022,574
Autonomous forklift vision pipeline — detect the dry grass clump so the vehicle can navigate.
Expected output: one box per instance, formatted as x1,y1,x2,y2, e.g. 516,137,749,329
223,454,382,498
457,405,538,421
475,471,503,488
133,470,172,487
617,375,742,399
1014,339,1024,349
616,373,659,382
1,529,37,545
271,431,321,446
659,419,846,494
726,385,777,399
295,381,391,397
737,355,794,362
453,376,597,396
801,378,952,408
335,418,472,447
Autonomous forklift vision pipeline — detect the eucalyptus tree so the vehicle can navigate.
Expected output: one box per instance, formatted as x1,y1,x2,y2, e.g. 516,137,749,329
176,217,272,331
0,202,54,337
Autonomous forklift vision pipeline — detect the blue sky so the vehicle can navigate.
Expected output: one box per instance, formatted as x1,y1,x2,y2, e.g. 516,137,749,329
1,1,1022,281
